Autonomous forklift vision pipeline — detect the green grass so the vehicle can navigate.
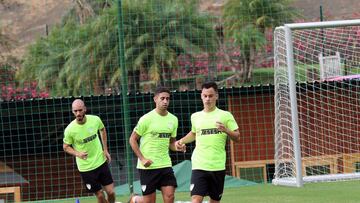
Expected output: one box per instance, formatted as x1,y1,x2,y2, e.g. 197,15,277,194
232,64,360,86
27,180,360,203
140,63,360,90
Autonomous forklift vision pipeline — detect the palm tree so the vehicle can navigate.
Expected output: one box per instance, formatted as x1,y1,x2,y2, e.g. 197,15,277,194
19,4,118,96
18,20,88,95
18,0,217,96
61,8,120,95
222,0,299,82
122,0,217,89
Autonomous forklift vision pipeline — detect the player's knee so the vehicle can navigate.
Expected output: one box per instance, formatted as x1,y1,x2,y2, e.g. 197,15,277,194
191,195,203,203
164,193,174,201
95,190,105,199
107,190,115,198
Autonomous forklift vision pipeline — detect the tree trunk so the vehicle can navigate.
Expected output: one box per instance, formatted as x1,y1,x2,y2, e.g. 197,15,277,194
93,78,103,95
160,66,172,88
128,70,140,92
246,45,256,81
208,52,217,81
241,55,249,82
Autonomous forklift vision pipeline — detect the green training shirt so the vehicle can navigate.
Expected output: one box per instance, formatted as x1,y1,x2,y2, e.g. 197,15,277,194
191,107,238,171
64,115,106,172
134,109,178,169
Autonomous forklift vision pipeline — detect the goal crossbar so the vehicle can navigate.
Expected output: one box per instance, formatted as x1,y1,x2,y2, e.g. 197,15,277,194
285,19,360,30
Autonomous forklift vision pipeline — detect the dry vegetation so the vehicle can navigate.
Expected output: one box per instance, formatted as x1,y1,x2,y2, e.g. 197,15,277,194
0,0,358,63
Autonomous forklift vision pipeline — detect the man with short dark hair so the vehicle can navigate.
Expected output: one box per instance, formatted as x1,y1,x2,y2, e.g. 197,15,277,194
129,87,185,203
176,81,240,203
63,99,115,203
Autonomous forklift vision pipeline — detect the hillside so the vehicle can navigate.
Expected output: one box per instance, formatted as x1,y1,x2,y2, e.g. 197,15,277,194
0,0,73,61
1,0,359,64
292,0,360,20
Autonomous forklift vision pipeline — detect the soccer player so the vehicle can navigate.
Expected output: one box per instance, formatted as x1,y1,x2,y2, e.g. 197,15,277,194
63,99,115,203
175,81,240,203
128,86,185,203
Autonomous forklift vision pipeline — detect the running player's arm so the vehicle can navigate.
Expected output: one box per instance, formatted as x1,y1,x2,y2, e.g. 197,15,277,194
175,131,195,149
176,114,196,146
129,131,153,167
180,131,196,144
225,129,240,143
63,130,88,160
170,137,186,152
99,127,111,162
63,143,88,160
169,137,177,151
216,121,240,142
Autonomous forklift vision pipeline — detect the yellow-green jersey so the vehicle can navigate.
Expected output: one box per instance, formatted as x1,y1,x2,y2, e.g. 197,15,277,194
191,107,238,171
134,109,178,169
63,115,106,172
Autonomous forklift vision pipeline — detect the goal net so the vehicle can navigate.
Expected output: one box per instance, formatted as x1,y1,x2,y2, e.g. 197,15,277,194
273,20,360,187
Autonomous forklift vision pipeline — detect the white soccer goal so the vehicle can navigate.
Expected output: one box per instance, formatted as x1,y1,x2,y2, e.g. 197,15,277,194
273,19,360,187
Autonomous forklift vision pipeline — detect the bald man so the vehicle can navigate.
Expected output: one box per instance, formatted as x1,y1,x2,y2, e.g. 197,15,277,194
63,99,115,203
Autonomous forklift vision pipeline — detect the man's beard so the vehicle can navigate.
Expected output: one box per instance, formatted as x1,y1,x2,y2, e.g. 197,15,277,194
76,115,84,121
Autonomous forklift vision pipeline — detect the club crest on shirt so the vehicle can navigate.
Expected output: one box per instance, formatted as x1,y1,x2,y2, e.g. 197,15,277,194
141,185,147,192
86,184,91,190
167,122,174,130
87,127,95,133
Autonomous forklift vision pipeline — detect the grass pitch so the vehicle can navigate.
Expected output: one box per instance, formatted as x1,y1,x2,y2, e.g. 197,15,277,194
29,180,360,203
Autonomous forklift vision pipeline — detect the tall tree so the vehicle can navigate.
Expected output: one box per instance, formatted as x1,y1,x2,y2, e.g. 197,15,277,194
18,0,217,96
222,0,299,82
122,0,217,89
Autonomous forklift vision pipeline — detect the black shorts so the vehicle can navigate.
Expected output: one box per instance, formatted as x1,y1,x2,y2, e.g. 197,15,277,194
190,169,226,201
139,167,177,195
80,162,114,193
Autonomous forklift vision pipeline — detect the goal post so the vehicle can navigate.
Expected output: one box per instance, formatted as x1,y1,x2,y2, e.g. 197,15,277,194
273,19,360,187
